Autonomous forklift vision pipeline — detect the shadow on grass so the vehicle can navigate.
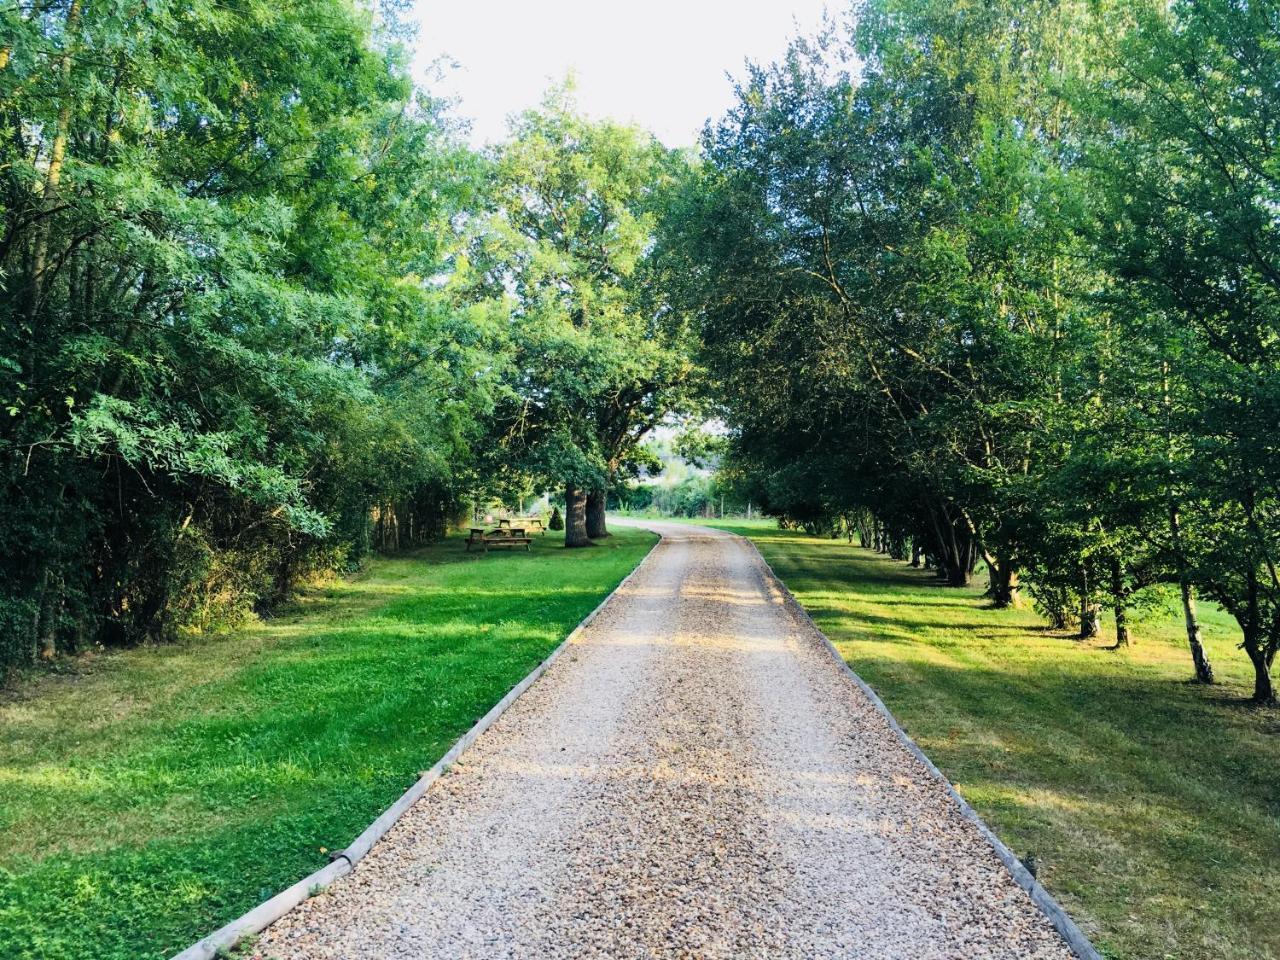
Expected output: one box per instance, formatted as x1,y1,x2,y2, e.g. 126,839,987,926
746,525,1280,960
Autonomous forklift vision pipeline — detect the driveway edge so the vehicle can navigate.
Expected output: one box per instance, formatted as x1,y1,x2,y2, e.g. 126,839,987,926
171,534,659,960
743,537,1103,960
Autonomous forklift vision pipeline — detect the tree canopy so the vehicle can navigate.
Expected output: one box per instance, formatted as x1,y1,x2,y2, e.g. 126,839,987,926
464,86,697,544
0,6,694,666
662,0,1280,701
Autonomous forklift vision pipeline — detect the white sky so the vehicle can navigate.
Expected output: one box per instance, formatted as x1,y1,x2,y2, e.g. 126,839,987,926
410,1,837,147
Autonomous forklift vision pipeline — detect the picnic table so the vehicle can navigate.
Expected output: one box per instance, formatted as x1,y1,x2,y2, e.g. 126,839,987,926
498,517,546,535
465,526,533,553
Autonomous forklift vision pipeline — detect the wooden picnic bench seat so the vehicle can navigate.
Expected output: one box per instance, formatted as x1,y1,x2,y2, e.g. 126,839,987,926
465,527,532,553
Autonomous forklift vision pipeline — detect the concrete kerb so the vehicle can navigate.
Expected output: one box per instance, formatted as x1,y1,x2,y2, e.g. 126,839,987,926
741,534,1103,960
170,534,660,960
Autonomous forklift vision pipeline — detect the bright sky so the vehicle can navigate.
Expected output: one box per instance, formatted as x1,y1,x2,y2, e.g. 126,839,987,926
410,1,837,147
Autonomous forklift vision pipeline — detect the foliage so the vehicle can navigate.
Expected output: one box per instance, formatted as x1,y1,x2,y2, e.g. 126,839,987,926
0,0,489,668
671,0,1280,701
462,84,699,539
1082,0,1280,700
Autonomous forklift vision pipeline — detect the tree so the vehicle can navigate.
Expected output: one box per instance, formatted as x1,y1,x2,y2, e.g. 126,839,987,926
669,1,1098,592
676,0,1269,697
0,0,487,666
467,85,696,547
1086,0,1280,700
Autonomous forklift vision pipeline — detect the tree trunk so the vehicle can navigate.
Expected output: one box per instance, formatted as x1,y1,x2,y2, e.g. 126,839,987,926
563,485,590,548
1110,556,1130,647
986,553,1020,609
1079,604,1101,639
27,0,81,322
1078,566,1100,638
1113,602,1130,648
1045,600,1069,631
35,569,58,660
1243,628,1276,704
585,488,609,539
1168,503,1214,683
1180,581,1215,684
927,504,976,587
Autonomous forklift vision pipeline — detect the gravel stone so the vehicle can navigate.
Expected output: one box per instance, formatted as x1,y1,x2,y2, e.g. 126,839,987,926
253,523,1076,959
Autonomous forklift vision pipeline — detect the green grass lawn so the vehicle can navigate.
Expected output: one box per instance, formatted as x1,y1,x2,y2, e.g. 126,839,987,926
0,527,656,960
702,518,1279,960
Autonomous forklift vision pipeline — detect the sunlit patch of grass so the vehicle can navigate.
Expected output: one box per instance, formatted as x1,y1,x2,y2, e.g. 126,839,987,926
0,527,656,960
706,520,1280,960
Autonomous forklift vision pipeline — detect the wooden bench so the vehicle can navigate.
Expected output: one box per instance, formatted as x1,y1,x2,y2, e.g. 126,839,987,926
465,527,533,553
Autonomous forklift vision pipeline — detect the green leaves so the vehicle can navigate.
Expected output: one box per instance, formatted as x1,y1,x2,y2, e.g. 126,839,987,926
467,88,698,494
678,0,1280,694
0,0,488,660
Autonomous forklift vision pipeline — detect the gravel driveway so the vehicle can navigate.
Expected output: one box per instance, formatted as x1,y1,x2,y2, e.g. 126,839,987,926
255,522,1078,959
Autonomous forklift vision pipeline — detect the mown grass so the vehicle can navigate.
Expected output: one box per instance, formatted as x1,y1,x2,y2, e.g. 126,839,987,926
703,519,1279,960
0,527,656,960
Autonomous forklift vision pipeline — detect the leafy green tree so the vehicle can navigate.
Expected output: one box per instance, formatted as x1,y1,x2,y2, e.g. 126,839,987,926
677,0,1267,695
466,86,696,547
1086,0,1280,700
0,0,486,665
671,1,1099,593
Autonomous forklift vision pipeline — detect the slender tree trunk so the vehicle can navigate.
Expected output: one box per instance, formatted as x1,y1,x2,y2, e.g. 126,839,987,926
932,506,974,587
986,552,1020,608
1243,628,1276,704
1239,570,1275,703
35,568,58,660
1045,597,1069,631
563,485,590,548
1080,603,1101,639
585,487,609,539
1179,581,1215,684
1110,556,1130,647
943,535,973,586
28,0,81,322
1079,567,1100,639
1168,503,1214,683
1113,602,1130,648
